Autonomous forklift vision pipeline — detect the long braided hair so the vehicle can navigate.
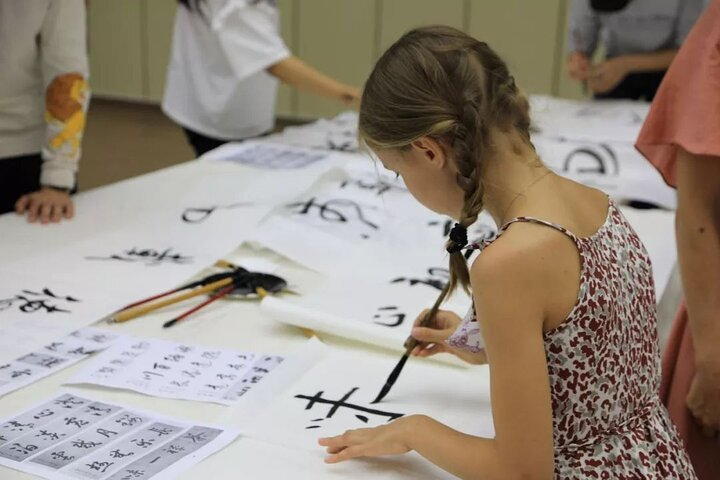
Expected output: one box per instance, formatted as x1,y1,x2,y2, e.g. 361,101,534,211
359,26,534,302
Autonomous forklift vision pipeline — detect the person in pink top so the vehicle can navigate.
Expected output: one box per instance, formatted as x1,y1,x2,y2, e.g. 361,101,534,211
635,1,720,478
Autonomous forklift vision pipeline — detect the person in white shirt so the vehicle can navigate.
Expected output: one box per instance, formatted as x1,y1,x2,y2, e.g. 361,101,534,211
162,0,361,157
0,0,90,223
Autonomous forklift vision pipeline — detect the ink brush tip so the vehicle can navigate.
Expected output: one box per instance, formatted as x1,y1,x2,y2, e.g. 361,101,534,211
162,318,179,329
371,384,391,404
371,353,410,404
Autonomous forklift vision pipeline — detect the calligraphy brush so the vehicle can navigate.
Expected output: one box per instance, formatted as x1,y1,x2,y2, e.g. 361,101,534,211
162,283,237,328
162,272,297,329
371,283,450,404
109,277,235,324
102,268,239,323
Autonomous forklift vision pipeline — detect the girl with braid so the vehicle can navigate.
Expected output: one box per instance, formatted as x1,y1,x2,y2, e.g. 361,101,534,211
318,26,696,479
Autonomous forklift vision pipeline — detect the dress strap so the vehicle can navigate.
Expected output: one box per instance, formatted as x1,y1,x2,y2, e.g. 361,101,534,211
463,216,582,252
498,216,580,244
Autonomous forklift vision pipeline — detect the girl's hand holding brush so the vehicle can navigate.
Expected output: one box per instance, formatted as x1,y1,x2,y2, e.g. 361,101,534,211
409,309,487,365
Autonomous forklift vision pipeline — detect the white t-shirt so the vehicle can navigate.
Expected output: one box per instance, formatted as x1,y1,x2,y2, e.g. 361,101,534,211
162,0,291,140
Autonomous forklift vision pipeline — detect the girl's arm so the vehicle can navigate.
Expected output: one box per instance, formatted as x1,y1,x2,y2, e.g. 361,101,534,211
320,240,556,480
267,56,360,108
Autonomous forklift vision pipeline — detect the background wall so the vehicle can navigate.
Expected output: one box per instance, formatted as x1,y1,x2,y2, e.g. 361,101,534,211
87,0,587,120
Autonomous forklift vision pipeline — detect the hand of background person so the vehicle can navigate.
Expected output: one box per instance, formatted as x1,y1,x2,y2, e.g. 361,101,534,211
588,57,629,94
687,364,720,437
567,52,590,81
409,308,487,365
15,186,74,224
340,86,361,110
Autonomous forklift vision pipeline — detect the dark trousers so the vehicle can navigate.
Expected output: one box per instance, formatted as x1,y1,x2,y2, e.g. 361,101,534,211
594,70,667,101
0,153,42,214
183,128,231,157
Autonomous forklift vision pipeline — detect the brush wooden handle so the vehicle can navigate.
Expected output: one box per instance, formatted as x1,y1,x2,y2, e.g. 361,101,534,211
111,277,233,323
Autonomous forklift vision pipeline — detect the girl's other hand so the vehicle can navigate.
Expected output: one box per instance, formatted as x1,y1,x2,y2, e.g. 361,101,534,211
409,309,487,365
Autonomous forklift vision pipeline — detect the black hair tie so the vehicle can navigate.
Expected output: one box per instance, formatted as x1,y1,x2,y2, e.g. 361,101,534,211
446,223,468,253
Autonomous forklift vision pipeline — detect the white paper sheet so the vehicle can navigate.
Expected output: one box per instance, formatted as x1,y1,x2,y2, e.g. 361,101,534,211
618,206,677,298
203,141,333,169
0,270,127,364
534,136,676,209
530,95,649,144
242,339,494,457
249,163,455,275
261,111,360,153
261,273,470,356
0,392,239,480
0,328,123,398
68,337,284,406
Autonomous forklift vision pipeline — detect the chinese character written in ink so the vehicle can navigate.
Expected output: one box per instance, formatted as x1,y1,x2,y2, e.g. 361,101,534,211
54,396,85,409
72,439,101,449
204,383,227,391
85,461,114,473
161,444,185,455
390,267,449,291
35,430,62,441
0,288,80,314
50,450,75,462
295,387,404,430
339,177,404,196
286,197,380,239
115,414,143,427
200,351,221,360
39,356,64,368
90,334,110,343
373,306,406,327
131,341,150,350
9,443,38,455
181,369,201,379
110,359,130,366
5,421,34,432
216,373,236,381
182,431,207,444
176,345,193,353
109,449,135,459
190,360,212,368
86,405,113,416
121,468,145,479
96,427,118,439
252,366,270,374
169,380,190,388
68,346,93,356
44,342,64,352
142,370,164,380
10,369,32,378
181,202,251,224
98,367,116,375
33,408,55,420
164,354,184,362
131,438,155,448
226,363,244,371
85,247,192,266
149,426,173,437
152,363,171,371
